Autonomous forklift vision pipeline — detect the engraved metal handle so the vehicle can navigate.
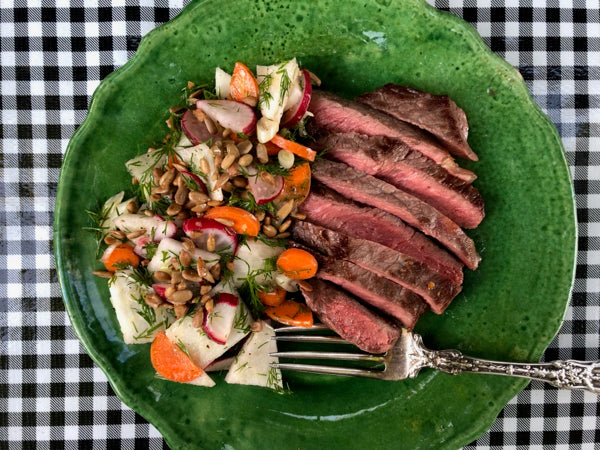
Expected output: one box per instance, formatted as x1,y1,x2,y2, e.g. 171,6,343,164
422,347,600,394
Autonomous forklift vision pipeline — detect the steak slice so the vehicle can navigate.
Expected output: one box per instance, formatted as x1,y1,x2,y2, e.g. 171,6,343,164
308,90,476,183
314,254,428,329
298,184,464,284
311,159,481,269
357,84,477,161
300,279,401,353
315,132,484,228
292,221,461,314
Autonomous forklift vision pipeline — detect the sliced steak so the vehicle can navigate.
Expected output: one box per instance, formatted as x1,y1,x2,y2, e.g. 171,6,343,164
292,221,461,314
308,90,476,183
315,132,484,228
357,84,477,161
298,184,464,284
300,279,401,353
311,159,481,269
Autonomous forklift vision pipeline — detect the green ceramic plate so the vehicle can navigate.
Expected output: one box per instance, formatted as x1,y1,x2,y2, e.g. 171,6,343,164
54,0,576,448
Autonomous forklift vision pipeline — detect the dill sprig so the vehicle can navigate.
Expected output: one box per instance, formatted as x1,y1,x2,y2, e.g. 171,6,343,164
236,256,279,318
83,203,111,259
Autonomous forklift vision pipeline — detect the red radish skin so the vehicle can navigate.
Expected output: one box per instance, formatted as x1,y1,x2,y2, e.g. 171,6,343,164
246,166,284,204
202,293,240,344
181,109,222,145
204,355,234,372
195,100,257,135
152,283,170,299
182,218,238,254
281,69,313,128
181,171,209,195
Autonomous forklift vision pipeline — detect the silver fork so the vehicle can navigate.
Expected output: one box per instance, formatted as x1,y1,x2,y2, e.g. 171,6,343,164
270,325,600,394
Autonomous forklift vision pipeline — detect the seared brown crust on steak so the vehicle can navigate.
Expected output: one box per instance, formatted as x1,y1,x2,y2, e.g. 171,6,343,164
311,159,481,269
298,184,464,284
300,279,402,353
308,90,476,182
313,132,484,228
292,221,462,314
357,84,477,161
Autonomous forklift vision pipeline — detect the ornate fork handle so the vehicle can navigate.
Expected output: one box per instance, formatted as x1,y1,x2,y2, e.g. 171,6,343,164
405,334,600,394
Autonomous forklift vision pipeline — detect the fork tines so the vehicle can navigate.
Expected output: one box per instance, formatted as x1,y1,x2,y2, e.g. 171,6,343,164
270,325,386,378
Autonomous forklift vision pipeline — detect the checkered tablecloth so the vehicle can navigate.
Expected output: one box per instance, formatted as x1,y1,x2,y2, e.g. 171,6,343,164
1,0,598,448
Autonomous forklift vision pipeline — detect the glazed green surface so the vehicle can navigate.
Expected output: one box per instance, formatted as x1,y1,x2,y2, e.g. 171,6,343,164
54,0,576,448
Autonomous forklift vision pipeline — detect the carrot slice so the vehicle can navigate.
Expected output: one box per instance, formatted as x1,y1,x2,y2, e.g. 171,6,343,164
265,141,281,156
103,243,140,272
264,299,313,328
150,332,204,383
269,134,317,162
204,206,260,236
258,287,287,307
229,62,259,107
276,248,318,280
277,161,311,205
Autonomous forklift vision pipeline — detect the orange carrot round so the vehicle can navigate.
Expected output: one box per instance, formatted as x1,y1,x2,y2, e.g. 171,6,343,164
258,287,287,307
270,134,316,161
229,62,259,107
264,299,313,328
204,206,260,236
150,332,203,383
103,243,140,272
276,162,311,205
276,248,318,280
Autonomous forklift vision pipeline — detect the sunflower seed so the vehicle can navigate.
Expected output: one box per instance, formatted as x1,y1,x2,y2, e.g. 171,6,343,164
92,270,113,279
213,217,235,227
126,229,146,240
159,168,177,188
192,308,204,328
237,140,253,154
175,185,189,205
189,191,209,204
166,202,182,216
237,154,253,167
260,170,276,185
182,238,196,253
251,321,263,332
297,280,313,292
153,168,164,185
174,304,189,319
179,250,192,267
276,199,295,220
278,218,293,233
290,211,307,220
144,293,164,308
182,269,202,282
204,298,214,313
144,209,154,217
191,203,209,213
199,157,210,174
103,235,117,245
109,230,126,239
204,116,217,134
256,143,269,163
220,153,237,170
170,271,183,285
154,271,171,282
126,201,138,213
206,234,216,252
262,224,278,237
276,232,291,239
209,262,221,281
168,289,193,305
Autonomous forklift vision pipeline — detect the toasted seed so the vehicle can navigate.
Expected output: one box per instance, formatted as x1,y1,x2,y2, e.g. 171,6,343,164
187,80,195,89
132,177,139,185
290,211,307,220
226,142,240,157
251,321,263,332
214,172,230,190
103,235,117,245
182,238,196,253
141,259,150,267
200,294,212,305
149,193,162,202
260,170,276,185
144,293,164,308
172,162,188,172
221,153,236,170
169,289,193,305
177,280,188,291
170,105,186,115
237,154,253,167
159,168,177,188
298,280,313,292
263,216,271,226
204,116,217,134
237,140,253,154
192,203,209,213
182,269,202,282
189,190,209,204
262,224,278,237
208,199,224,207
276,232,291,239
277,199,295,220
222,127,232,138
153,168,164,185
126,228,146,240
211,143,223,155
278,218,293,233
209,262,221,281
154,271,171,282
126,201,138,213
196,286,210,296
256,143,269,163
204,298,214,313
227,163,240,178
206,234,216,252
152,185,170,195
165,285,177,298
174,304,189,319
196,258,208,277
109,229,126,239
192,308,204,328
213,217,235,227
255,210,266,222
199,157,210,174
166,202,182,216
226,261,235,272
170,271,183,285
176,210,189,220
306,70,321,86
188,230,203,241
180,250,192,267
222,181,235,193
148,147,157,153
170,256,180,271
92,270,113,279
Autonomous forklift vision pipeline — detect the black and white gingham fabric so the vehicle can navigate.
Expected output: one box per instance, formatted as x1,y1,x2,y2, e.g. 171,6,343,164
1,1,598,448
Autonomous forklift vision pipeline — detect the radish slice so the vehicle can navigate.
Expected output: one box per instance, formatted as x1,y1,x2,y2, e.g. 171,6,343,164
147,237,219,274
181,171,208,195
182,218,238,254
202,293,239,344
181,109,222,145
114,214,177,241
133,236,157,258
204,355,235,372
281,69,313,128
195,99,257,135
215,67,231,99
152,283,170,300
245,166,284,204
